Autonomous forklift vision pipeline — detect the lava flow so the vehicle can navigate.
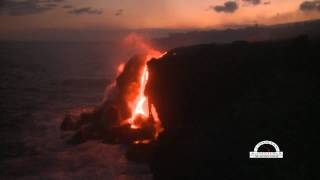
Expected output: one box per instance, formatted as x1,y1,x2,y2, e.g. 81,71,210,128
128,52,166,142
116,34,167,143
60,34,166,145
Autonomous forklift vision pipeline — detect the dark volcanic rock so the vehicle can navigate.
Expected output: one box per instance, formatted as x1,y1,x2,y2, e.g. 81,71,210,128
126,143,156,163
61,54,157,144
146,36,320,179
60,115,77,131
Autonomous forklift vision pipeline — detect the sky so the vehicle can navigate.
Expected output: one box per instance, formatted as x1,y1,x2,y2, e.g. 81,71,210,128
1,0,320,40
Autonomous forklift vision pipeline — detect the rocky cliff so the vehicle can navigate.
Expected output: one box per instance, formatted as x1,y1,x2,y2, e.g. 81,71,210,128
146,36,319,179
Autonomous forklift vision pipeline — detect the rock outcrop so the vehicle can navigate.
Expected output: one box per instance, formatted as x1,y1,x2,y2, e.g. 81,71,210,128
60,36,320,179
146,36,319,179
61,55,155,144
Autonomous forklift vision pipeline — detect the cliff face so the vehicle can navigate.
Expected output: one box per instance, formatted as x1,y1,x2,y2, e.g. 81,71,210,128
146,37,319,179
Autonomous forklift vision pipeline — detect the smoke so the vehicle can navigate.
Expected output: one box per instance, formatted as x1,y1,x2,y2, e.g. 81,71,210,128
103,34,161,123
122,33,161,56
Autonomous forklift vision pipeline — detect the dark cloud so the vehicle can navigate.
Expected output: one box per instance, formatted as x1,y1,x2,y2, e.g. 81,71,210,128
212,1,238,13
264,1,271,5
300,1,320,12
115,9,123,16
68,7,103,15
0,0,105,16
0,0,64,16
243,0,261,5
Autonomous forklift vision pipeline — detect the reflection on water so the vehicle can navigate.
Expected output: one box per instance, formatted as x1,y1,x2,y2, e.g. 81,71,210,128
0,41,151,179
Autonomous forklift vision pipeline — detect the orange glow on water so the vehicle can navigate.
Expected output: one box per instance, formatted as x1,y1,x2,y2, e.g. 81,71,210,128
133,139,151,145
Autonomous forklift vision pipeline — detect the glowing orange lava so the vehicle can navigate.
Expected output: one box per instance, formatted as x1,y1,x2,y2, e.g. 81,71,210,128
128,52,167,130
119,34,167,143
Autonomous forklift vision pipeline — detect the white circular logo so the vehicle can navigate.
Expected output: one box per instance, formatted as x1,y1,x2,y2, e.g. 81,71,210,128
249,140,283,158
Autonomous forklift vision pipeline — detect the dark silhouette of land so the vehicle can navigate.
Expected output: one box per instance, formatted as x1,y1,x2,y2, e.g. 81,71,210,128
155,19,320,50
59,35,320,179
146,35,319,179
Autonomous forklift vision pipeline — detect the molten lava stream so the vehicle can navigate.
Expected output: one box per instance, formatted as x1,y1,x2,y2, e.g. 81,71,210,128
129,65,149,129
127,52,167,143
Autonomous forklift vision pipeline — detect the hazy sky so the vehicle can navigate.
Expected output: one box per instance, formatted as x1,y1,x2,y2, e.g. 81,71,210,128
1,0,320,40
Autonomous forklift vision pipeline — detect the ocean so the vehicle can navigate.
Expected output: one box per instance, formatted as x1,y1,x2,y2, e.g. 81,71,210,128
0,41,151,179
